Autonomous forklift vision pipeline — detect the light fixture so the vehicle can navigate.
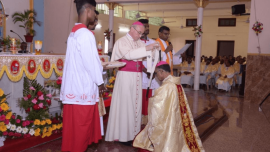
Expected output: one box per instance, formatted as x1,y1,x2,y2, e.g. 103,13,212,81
119,27,129,32
96,24,102,28
35,40,42,55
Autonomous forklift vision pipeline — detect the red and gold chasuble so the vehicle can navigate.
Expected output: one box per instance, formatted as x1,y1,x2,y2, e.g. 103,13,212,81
156,38,173,75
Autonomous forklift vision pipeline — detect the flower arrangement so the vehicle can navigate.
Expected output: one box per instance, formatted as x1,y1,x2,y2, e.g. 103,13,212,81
19,77,51,120
106,76,115,89
193,25,203,37
0,36,11,48
0,86,62,140
54,76,62,90
252,21,263,36
104,29,112,41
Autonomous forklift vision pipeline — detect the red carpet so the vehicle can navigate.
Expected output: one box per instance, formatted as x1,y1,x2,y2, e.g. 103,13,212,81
0,133,62,152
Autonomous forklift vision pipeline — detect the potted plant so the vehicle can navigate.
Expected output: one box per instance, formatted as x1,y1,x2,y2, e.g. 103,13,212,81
12,10,42,42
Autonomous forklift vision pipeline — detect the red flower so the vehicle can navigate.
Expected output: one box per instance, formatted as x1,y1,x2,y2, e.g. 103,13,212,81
27,94,32,99
0,115,5,121
11,115,15,119
4,119,9,125
25,107,30,113
25,120,30,125
43,106,47,110
8,132,14,136
46,99,51,106
33,104,40,110
22,121,27,127
37,91,43,97
15,133,22,137
16,119,21,123
3,131,8,136
56,79,62,85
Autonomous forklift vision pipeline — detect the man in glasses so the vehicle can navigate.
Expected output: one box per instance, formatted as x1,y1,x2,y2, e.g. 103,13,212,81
105,21,160,145
133,61,204,152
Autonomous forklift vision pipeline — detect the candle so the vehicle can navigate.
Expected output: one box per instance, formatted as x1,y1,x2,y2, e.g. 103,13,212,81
35,40,43,55
10,38,16,50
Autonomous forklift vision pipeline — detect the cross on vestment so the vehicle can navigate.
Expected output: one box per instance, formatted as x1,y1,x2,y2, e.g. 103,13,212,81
136,62,140,71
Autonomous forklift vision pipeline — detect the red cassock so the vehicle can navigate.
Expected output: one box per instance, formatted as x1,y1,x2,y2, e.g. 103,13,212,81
142,89,152,115
61,104,101,152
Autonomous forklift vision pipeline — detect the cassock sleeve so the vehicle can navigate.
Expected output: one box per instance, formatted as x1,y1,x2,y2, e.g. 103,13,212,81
78,32,104,86
112,39,147,61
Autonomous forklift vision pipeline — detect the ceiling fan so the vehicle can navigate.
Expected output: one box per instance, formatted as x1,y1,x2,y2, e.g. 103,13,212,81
160,12,176,24
135,3,147,19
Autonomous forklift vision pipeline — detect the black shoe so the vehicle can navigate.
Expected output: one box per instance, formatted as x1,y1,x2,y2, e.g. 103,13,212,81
119,141,133,147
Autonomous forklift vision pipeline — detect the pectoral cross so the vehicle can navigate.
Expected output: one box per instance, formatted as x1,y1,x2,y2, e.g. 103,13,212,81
136,62,140,71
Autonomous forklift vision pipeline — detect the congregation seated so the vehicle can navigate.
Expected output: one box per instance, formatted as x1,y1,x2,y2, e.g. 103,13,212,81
199,59,211,86
216,60,235,92
179,57,194,87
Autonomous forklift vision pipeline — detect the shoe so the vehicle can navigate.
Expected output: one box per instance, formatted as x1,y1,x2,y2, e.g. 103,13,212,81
119,141,133,147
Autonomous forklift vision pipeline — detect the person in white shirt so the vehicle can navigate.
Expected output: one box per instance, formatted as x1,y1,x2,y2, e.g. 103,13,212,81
60,1,106,151
138,19,160,125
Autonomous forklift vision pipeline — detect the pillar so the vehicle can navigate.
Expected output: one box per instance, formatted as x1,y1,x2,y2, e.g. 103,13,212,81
105,3,117,52
193,0,208,90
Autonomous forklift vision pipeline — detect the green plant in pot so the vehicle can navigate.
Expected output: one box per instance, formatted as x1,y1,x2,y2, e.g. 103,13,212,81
0,36,11,49
12,10,42,43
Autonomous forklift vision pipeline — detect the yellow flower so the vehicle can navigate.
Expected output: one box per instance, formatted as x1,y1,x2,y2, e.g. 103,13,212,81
0,122,4,126
1,98,6,103
40,120,46,125
34,119,41,125
43,127,47,133
0,125,7,132
47,131,52,137
0,89,4,96
48,127,53,132
46,119,52,125
41,133,46,138
6,112,12,120
34,128,40,136
52,124,56,130
1,103,9,111
57,124,61,129
109,79,113,83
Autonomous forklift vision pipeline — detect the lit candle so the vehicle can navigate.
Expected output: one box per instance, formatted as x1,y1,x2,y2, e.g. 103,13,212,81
35,40,43,55
10,38,16,50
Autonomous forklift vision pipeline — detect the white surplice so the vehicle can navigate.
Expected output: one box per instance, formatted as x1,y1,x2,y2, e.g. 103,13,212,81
105,34,149,142
60,23,103,105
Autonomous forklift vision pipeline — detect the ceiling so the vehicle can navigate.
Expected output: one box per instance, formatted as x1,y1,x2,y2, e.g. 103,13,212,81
97,0,251,26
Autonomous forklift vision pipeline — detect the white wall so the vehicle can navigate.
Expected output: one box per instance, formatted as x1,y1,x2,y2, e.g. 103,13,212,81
248,0,270,54
170,15,250,57
44,0,160,54
1,0,30,40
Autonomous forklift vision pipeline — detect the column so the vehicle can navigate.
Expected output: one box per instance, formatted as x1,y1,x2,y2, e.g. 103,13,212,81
105,3,117,52
193,0,208,90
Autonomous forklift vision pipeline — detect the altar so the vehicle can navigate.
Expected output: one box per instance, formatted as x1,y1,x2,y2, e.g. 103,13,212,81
0,53,110,119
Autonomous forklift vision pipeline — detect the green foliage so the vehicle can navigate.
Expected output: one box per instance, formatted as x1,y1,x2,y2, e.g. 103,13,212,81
0,35,11,47
12,9,42,36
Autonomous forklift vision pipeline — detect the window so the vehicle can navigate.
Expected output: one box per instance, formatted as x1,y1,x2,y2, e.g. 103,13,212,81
218,18,236,27
186,19,197,27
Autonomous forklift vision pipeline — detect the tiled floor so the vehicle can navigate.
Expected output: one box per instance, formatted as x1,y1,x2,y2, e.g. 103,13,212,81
22,87,270,152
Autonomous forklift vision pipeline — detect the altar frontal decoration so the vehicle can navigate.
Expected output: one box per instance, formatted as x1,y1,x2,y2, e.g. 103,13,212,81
0,55,65,82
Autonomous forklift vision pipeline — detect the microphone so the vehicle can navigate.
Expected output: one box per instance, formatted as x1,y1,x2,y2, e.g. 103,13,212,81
10,30,24,42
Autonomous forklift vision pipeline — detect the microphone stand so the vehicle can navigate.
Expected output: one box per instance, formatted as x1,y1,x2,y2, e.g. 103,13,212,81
10,30,24,42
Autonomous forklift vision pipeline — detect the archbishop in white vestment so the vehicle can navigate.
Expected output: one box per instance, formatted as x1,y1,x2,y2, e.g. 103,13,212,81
105,22,159,142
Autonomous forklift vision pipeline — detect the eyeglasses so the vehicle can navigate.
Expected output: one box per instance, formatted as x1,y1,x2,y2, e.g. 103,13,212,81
132,27,143,36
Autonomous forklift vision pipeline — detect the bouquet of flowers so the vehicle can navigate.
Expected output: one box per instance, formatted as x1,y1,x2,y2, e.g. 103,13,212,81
0,36,11,48
54,76,62,90
252,21,263,35
193,25,203,37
